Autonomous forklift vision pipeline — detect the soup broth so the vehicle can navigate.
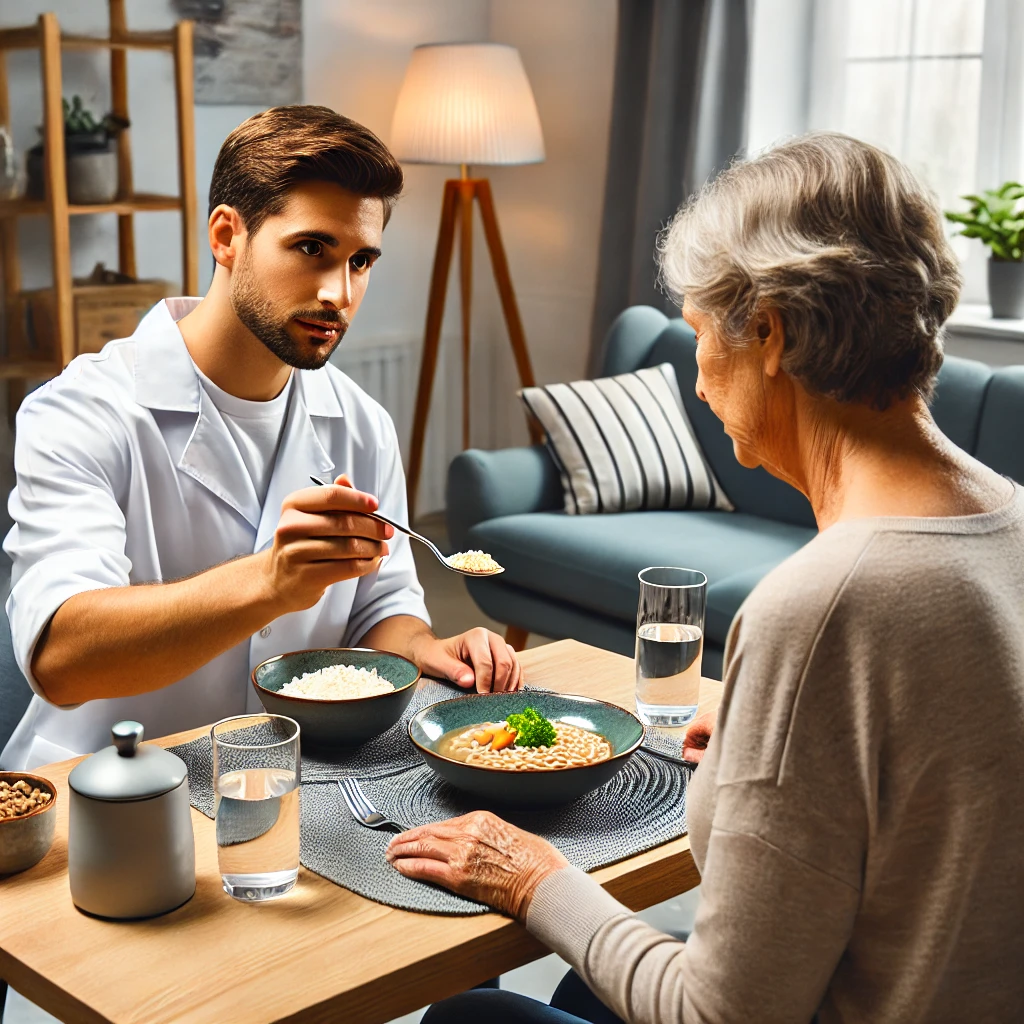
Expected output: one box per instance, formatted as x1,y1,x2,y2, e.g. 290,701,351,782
436,719,613,771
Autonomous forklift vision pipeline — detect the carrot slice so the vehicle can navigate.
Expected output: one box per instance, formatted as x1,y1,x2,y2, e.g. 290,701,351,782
490,728,517,751
472,729,495,746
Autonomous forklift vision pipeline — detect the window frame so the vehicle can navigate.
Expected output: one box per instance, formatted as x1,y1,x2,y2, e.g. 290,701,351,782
803,0,1024,305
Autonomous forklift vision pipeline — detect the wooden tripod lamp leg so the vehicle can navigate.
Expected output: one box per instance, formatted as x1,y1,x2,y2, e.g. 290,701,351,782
407,180,460,520
458,180,474,451
474,179,542,443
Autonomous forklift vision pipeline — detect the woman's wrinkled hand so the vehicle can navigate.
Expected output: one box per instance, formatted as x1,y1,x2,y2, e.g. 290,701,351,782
683,709,717,764
385,811,569,920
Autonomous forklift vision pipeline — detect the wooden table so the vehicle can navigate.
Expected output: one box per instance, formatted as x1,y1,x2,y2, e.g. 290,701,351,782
0,640,722,1024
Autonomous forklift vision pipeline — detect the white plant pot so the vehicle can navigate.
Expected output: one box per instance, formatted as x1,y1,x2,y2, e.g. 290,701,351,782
67,148,118,205
988,258,1024,320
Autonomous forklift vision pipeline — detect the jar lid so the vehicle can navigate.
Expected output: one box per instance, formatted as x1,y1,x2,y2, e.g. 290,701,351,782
69,721,187,802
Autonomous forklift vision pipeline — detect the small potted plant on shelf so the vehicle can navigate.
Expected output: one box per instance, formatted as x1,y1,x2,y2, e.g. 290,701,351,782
26,96,130,205
945,182,1024,319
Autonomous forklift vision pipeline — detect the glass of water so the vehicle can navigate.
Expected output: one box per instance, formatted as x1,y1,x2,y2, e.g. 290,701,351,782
211,714,300,902
635,566,707,729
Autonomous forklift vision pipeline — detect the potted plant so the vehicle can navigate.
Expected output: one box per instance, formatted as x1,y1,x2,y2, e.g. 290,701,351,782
945,182,1024,319
26,96,130,204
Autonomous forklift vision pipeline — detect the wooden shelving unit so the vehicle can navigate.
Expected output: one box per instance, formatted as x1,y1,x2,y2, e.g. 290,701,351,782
0,0,198,404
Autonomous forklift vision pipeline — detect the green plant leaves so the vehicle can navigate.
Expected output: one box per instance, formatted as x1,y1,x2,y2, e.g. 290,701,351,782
945,182,1024,262
63,95,100,136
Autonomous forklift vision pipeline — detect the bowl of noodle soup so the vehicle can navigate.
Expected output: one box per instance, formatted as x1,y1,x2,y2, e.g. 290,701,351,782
408,692,645,806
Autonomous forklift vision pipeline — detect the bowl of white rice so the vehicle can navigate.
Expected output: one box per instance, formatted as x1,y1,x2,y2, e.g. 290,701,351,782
252,648,421,748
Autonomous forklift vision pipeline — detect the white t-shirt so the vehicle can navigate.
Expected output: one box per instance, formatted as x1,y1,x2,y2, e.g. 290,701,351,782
194,365,293,505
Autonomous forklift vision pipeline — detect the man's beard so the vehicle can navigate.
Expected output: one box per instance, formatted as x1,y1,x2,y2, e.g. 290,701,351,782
230,251,349,370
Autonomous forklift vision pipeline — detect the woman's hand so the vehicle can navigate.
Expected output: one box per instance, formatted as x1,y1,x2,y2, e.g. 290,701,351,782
683,709,717,764
386,811,568,919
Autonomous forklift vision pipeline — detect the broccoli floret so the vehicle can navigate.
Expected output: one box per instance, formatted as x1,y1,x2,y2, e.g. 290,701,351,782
507,706,557,748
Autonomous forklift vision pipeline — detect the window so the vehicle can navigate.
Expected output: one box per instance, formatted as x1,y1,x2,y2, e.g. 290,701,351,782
748,0,1024,304
825,0,985,213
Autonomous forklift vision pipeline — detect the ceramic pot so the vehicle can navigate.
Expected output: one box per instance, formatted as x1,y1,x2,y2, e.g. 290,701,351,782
68,721,195,919
988,258,1024,319
0,772,57,876
66,147,118,205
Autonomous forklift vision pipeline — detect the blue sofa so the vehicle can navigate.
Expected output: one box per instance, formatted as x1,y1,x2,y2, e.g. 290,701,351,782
447,305,1024,678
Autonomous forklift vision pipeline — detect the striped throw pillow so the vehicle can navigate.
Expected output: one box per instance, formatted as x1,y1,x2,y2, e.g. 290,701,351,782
519,363,733,515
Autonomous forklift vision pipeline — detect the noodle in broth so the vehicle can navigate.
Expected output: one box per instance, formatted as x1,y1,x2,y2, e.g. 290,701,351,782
437,720,612,771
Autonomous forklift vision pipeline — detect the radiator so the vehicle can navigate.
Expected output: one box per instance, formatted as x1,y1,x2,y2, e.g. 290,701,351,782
333,336,463,519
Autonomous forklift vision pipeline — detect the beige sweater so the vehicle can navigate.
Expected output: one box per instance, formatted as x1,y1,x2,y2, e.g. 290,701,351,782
527,489,1024,1023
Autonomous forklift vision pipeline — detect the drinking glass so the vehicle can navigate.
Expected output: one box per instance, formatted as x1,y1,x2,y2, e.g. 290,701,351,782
635,566,707,729
211,714,300,902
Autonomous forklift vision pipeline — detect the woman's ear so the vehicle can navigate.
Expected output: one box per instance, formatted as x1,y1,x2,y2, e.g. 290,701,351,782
759,308,786,377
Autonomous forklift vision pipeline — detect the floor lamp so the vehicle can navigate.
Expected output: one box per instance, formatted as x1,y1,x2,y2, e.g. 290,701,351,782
391,43,545,518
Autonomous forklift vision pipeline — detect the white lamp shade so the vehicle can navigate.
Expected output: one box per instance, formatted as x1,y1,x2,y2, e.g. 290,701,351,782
390,43,545,166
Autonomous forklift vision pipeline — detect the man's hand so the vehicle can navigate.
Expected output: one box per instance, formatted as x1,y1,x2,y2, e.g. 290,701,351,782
413,627,524,692
683,709,717,764
386,811,568,920
264,474,392,613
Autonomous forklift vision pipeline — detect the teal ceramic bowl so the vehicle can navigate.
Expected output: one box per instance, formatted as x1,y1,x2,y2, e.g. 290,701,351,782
409,691,645,806
252,649,421,749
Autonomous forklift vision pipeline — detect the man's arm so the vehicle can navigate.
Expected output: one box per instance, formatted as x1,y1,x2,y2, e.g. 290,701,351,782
32,480,391,706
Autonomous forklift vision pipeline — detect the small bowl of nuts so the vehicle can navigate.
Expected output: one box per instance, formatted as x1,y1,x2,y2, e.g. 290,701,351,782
0,772,57,876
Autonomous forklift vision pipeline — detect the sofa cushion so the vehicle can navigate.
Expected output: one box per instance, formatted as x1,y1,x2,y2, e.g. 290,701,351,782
975,366,1024,484
519,363,732,515
931,354,992,455
467,510,815,645
600,305,673,377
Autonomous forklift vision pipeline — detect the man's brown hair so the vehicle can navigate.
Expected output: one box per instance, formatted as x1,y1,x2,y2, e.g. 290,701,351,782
208,105,404,235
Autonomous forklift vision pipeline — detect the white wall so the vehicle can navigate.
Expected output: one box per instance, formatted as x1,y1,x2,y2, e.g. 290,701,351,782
305,0,617,479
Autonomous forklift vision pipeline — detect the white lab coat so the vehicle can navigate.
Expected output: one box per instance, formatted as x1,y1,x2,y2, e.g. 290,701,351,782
0,298,429,771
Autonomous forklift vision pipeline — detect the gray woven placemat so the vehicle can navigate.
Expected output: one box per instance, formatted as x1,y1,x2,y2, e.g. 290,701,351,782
642,727,687,761
170,684,693,916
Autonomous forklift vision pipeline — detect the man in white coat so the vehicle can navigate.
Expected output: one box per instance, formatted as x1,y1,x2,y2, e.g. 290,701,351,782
1,105,523,774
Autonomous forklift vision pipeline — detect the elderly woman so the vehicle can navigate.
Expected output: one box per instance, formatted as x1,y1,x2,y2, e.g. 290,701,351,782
387,133,1024,1023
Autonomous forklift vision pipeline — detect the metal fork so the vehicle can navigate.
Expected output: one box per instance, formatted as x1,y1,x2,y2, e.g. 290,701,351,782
309,476,503,577
338,777,409,833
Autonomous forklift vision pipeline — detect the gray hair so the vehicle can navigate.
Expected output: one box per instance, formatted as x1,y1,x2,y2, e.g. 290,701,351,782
657,132,961,408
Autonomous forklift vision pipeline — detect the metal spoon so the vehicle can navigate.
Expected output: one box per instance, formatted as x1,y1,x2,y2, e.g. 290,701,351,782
309,476,504,577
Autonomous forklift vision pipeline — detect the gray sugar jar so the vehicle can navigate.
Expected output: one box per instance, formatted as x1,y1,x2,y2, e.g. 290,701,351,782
68,721,196,919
